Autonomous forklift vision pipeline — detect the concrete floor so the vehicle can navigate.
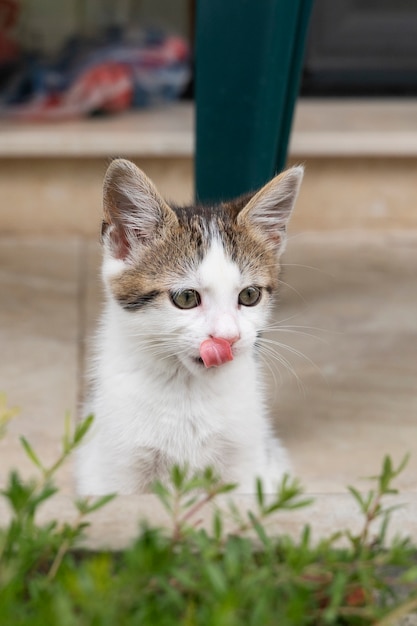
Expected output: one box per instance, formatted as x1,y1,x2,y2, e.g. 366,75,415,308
0,231,416,545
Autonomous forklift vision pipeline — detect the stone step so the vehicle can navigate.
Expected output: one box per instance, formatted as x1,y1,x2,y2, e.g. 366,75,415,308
1,99,417,234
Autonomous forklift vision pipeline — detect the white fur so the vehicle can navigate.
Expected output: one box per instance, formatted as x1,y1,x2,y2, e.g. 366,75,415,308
76,238,290,495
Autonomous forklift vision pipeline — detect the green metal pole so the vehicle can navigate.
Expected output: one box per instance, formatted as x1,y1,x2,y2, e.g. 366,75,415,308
195,0,314,203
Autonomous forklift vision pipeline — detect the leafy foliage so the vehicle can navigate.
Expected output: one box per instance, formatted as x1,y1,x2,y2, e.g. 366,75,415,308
0,393,19,439
0,396,416,625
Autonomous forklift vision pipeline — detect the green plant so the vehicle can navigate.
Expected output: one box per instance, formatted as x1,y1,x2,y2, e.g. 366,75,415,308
0,407,114,592
0,393,19,440
0,398,416,625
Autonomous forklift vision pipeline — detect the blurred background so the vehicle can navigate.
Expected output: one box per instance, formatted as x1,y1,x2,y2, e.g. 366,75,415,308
1,0,417,231
0,1,416,523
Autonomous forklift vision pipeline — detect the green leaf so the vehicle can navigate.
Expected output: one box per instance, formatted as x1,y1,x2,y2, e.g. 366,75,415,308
75,498,91,516
204,562,227,595
171,465,187,490
256,477,264,510
153,481,173,513
323,571,348,623
75,494,116,515
395,452,410,476
348,486,376,515
380,455,394,492
62,410,72,453
263,496,313,516
171,568,199,591
347,486,366,511
248,511,270,548
301,524,311,549
19,436,44,471
183,495,200,510
400,566,417,583
1,470,36,514
74,414,94,445
227,499,244,527
88,493,116,513
282,497,315,511
0,393,19,439
367,454,410,494
215,482,238,495
202,466,217,483
376,514,389,546
31,483,58,511
212,509,223,542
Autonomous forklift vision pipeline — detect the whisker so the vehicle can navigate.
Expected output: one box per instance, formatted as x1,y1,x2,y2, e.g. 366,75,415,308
263,327,330,344
267,310,309,326
276,278,307,303
257,348,282,392
265,323,330,332
280,262,334,279
259,337,321,371
257,343,306,395
259,338,328,389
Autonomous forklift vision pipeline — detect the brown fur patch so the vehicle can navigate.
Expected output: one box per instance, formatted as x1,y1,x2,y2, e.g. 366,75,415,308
110,198,282,311
133,447,172,492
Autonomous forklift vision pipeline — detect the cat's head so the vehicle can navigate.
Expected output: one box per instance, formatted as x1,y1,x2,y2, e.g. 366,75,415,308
101,159,303,375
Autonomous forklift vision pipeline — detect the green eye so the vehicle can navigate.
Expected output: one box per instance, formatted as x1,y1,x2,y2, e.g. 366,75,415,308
238,286,262,307
171,289,201,310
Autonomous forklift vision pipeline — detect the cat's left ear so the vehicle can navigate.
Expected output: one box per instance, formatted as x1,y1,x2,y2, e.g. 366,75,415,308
237,166,304,251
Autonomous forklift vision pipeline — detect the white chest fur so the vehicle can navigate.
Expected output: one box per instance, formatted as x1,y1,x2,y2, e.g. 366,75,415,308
76,305,285,494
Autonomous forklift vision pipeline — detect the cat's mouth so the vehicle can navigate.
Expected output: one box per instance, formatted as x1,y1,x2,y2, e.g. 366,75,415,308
194,338,236,369
193,355,230,369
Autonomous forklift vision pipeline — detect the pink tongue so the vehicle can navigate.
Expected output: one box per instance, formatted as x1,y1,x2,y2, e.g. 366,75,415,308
199,337,234,368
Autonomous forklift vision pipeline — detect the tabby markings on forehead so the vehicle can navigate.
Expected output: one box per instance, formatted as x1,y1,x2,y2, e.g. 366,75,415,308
110,202,281,312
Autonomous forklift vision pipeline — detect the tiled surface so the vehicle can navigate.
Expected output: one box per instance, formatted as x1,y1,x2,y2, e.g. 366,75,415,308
269,232,417,492
0,238,81,492
0,232,416,544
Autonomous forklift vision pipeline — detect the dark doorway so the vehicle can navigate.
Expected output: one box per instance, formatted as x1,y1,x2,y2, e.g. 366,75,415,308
302,0,417,96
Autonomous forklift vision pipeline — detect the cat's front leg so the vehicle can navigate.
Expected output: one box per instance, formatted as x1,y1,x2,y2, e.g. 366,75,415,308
76,443,141,495
230,439,291,494
76,438,173,495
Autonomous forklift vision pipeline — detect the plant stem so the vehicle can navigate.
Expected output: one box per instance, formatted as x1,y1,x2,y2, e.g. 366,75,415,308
47,537,71,582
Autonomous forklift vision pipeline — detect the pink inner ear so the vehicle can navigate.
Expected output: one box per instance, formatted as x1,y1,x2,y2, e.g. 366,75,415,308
199,338,234,368
110,224,131,260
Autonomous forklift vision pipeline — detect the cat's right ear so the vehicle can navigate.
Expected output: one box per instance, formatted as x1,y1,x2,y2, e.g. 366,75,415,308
102,159,177,260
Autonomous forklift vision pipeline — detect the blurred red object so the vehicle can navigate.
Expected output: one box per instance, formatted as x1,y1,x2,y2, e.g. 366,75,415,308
11,62,133,120
64,62,133,115
0,27,189,119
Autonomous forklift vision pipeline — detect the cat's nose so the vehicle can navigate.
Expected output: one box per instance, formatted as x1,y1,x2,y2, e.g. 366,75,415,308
211,313,240,345
211,334,240,346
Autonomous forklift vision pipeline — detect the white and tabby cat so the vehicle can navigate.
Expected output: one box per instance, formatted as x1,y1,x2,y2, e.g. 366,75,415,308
76,159,303,494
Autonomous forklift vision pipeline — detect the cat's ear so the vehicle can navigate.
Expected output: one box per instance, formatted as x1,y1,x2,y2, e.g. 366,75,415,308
237,166,303,251
102,159,177,260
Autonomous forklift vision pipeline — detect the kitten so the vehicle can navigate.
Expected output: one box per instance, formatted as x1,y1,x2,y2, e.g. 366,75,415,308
76,158,303,495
